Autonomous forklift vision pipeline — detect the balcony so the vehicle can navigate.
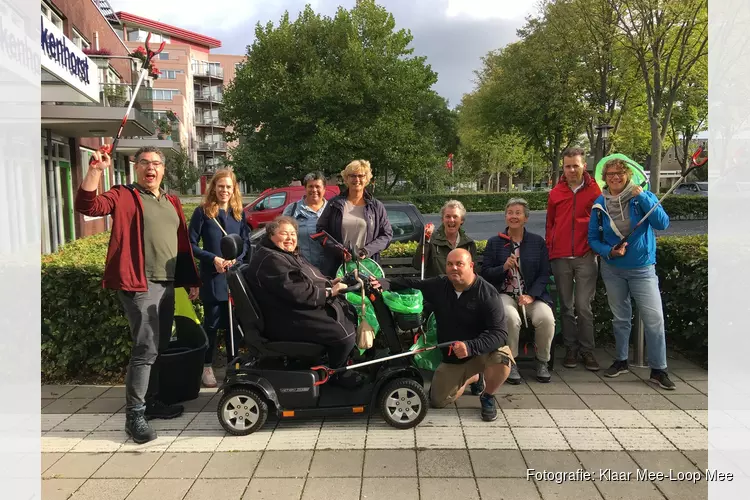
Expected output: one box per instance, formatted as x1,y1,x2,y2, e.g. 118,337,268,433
195,115,226,128
41,81,155,138
198,157,225,171
194,91,223,104
100,82,153,111
197,141,227,152
117,116,183,157
193,64,224,80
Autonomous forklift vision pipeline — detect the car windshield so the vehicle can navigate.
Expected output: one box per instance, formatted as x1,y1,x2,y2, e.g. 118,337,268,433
696,182,708,191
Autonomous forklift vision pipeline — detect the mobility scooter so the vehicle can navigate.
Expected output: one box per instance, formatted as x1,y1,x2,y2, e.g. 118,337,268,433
215,233,449,436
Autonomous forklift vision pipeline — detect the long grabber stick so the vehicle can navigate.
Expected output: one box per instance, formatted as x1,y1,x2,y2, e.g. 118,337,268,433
89,33,166,164
311,341,457,386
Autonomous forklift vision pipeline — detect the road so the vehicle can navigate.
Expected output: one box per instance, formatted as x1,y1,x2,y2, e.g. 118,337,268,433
422,211,707,241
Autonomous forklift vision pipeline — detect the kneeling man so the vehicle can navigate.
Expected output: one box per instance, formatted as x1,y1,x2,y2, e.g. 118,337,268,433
378,249,514,421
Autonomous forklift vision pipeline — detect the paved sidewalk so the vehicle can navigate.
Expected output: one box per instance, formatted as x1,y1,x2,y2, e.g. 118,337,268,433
42,347,715,500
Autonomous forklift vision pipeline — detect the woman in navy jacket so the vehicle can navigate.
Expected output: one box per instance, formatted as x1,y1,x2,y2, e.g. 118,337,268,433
482,198,556,385
188,169,250,387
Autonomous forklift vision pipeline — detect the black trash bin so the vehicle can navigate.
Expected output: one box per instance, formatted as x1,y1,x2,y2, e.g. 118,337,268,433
158,312,209,405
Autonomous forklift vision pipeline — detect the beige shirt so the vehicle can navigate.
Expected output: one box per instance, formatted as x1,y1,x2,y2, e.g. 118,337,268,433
341,201,367,252
135,184,179,281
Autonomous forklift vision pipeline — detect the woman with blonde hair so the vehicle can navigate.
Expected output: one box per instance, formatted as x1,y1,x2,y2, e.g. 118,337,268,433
188,168,250,387
316,160,393,277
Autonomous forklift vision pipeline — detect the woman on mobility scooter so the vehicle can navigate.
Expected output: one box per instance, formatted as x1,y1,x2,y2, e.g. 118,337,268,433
243,216,364,388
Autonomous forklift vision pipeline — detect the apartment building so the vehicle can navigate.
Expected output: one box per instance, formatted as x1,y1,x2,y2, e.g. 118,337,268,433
108,11,246,193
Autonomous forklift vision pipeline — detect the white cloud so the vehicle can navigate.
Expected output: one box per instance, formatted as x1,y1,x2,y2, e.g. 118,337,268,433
445,0,538,20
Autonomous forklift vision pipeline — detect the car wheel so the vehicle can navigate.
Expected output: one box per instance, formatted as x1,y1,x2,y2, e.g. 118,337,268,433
379,378,428,429
217,387,268,436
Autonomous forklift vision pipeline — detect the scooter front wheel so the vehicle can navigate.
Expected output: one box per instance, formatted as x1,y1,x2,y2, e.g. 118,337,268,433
217,387,268,436
379,378,428,429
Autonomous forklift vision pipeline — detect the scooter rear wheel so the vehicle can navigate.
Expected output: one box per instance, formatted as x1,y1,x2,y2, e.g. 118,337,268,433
218,387,268,436
379,378,428,429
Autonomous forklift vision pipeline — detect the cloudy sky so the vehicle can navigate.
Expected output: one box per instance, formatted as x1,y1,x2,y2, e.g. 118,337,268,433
111,0,540,107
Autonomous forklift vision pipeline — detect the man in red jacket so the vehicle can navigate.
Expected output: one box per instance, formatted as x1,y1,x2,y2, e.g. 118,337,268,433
545,147,602,371
75,146,201,445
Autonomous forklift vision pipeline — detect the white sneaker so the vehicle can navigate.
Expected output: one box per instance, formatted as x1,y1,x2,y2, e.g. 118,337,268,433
202,367,217,388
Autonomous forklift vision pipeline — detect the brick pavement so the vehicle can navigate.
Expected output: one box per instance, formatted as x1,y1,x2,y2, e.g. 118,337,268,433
41,348,718,499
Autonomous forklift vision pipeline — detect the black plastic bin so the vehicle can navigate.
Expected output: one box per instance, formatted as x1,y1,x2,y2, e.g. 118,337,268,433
158,315,209,405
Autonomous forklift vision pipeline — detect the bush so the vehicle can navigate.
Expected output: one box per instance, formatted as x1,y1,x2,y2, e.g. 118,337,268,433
380,192,707,219
41,233,203,382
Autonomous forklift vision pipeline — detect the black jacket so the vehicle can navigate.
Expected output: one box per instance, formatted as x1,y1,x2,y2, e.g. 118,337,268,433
243,236,356,346
482,228,553,307
316,190,393,277
383,274,507,364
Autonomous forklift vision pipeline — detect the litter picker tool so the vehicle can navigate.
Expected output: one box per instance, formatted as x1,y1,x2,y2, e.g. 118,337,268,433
89,33,166,165
498,233,528,328
311,341,458,386
614,147,707,249
421,223,434,280
310,230,352,262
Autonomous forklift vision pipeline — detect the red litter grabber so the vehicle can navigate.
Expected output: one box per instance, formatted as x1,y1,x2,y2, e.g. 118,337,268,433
614,147,708,249
89,33,166,165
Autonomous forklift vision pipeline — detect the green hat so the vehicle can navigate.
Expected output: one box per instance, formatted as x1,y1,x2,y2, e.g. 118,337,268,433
595,153,650,191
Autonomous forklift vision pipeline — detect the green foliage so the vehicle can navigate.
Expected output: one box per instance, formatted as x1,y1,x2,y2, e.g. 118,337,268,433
222,0,457,192
164,150,201,195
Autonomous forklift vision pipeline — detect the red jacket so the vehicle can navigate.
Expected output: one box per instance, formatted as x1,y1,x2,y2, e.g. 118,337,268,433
75,185,201,292
545,172,602,259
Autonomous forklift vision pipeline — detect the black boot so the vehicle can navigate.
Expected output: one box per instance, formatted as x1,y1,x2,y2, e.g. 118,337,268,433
145,399,184,420
125,408,157,444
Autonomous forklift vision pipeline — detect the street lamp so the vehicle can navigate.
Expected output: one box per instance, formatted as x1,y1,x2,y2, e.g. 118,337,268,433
596,123,615,163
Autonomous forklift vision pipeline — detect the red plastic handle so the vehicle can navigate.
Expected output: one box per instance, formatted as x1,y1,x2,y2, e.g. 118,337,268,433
88,144,113,166
691,147,707,167
311,366,333,386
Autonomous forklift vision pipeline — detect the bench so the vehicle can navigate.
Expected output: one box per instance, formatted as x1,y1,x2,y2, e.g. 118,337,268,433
380,255,563,369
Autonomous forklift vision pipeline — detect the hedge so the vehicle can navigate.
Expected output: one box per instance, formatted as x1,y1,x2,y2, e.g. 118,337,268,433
380,192,707,219
41,226,707,381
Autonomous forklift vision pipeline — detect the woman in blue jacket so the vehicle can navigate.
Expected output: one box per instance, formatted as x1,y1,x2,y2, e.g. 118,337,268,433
587,158,675,390
189,169,250,387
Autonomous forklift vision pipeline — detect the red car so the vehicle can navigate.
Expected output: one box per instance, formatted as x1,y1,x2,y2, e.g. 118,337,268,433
243,185,341,230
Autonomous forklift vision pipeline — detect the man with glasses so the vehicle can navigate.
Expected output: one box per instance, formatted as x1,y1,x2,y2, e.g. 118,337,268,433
545,147,602,371
75,146,201,445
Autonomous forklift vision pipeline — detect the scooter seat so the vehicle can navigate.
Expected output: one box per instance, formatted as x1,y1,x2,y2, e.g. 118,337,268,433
264,342,326,359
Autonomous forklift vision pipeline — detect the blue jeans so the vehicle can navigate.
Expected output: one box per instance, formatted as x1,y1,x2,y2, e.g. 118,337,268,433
599,262,668,370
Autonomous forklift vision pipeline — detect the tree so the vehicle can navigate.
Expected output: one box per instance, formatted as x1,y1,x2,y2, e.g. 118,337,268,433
164,150,201,194
463,17,588,183
667,57,707,176
221,0,455,192
543,0,642,162
607,0,708,192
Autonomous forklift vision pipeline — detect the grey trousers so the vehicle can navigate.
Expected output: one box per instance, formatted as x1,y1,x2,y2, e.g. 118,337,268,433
550,252,598,353
118,281,175,411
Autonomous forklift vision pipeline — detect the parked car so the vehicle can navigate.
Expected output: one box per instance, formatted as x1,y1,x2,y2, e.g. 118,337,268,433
246,201,426,248
243,185,341,230
673,182,708,196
